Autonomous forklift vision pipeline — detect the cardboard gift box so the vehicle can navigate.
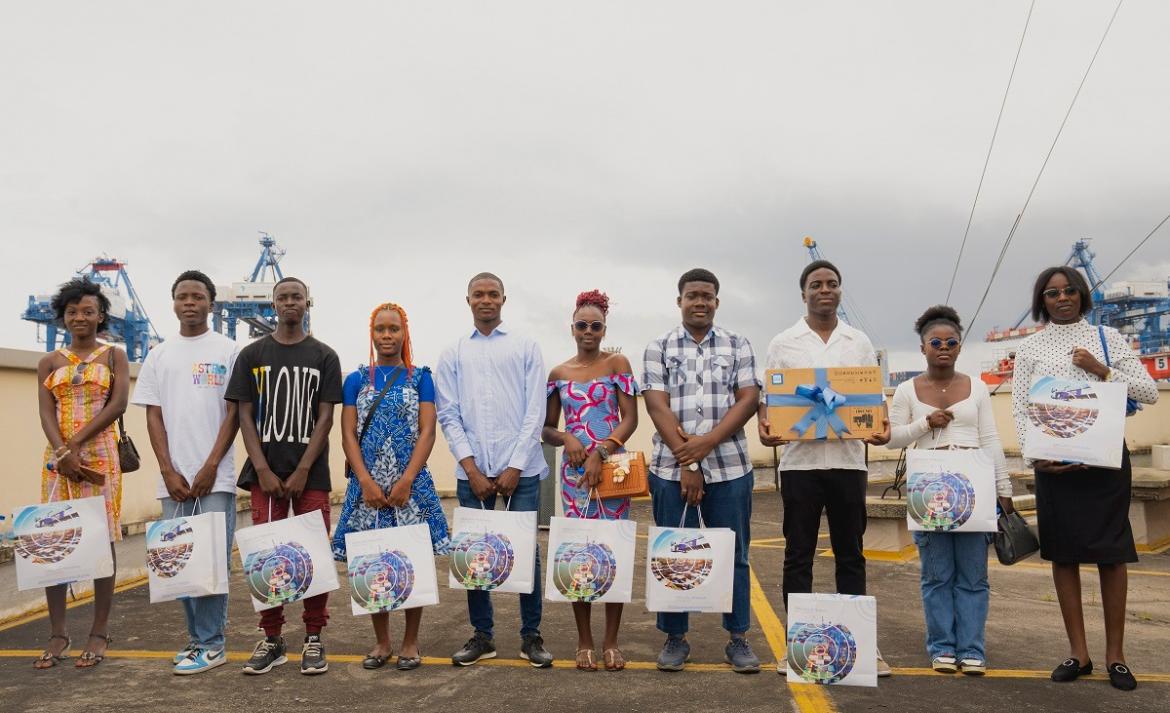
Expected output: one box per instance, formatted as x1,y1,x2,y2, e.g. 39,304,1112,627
765,367,885,441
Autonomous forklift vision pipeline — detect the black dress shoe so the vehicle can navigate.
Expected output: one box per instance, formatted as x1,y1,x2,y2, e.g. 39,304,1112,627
1107,662,1137,691
1051,657,1092,682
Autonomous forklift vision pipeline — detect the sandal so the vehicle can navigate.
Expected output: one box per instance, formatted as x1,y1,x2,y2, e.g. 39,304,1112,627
362,652,391,670
34,635,71,669
575,648,597,671
603,648,626,672
76,633,111,668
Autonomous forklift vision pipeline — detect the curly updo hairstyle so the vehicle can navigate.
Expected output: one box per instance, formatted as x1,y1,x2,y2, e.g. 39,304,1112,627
914,305,962,339
575,289,610,317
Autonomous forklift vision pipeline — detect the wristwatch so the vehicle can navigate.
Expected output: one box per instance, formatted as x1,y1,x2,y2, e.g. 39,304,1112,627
687,463,700,472
596,444,611,461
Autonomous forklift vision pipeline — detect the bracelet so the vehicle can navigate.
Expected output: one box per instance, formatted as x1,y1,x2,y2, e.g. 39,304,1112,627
53,447,71,460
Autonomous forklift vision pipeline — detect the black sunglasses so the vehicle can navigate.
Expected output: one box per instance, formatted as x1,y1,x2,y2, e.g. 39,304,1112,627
573,320,604,332
928,338,960,349
1042,286,1079,299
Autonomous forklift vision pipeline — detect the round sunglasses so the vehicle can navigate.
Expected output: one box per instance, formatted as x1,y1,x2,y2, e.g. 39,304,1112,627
927,338,960,349
572,320,605,332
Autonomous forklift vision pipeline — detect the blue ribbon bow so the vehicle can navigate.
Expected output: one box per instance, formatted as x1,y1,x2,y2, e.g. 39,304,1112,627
766,369,884,439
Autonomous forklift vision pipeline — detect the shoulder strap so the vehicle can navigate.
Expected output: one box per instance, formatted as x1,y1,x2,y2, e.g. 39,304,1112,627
1098,326,1112,367
106,346,129,439
358,366,403,446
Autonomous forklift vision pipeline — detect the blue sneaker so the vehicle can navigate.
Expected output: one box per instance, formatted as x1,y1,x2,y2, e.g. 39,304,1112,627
174,648,227,675
173,643,197,665
724,637,761,673
656,635,690,672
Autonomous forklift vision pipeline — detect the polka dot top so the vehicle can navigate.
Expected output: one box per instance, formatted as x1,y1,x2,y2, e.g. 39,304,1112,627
1011,319,1159,460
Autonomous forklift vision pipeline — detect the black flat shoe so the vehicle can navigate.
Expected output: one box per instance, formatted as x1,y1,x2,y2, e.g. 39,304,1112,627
1107,662,1137,691
362,653,390,670
1051,657,1092,682
396,655,422,671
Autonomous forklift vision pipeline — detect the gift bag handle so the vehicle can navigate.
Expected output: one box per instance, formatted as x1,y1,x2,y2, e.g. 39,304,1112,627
678,502,706,529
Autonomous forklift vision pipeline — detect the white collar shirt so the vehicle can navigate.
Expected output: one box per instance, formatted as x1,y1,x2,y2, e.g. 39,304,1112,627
764,317,879,472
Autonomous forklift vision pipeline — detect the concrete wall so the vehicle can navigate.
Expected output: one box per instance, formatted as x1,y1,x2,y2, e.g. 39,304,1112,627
2,346,1167,530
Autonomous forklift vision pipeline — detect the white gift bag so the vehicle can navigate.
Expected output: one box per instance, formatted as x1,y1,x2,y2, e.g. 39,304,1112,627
448,502,537,595
345,523,439,615
1022,376,1127,468
12,495,113,591
236,509,340,612
786,593,878,688
145,502,229,603
905,449,997,533
545,511,637,604
644,505,734,614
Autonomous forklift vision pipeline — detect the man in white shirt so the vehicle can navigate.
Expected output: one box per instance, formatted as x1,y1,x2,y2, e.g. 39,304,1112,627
132,270,240,675
758,260,890,677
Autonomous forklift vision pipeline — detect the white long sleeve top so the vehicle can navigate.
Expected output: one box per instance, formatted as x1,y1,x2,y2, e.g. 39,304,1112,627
885,376,1012,497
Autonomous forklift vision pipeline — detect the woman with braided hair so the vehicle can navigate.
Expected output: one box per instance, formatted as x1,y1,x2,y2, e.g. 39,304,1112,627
543,289,640,671
331,302,450,671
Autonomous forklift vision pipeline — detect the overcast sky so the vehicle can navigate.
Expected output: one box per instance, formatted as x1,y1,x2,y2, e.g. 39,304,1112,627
2,1,1167,379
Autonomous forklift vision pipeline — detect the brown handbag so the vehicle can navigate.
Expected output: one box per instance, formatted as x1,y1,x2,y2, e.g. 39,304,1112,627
107,347,140,473
596,451,649,499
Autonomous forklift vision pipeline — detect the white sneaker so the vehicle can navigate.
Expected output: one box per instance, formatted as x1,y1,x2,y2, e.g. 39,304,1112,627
959,658,986,676
174,648,227,675
876,649,892,678
776,660,788,676
932,655,958,673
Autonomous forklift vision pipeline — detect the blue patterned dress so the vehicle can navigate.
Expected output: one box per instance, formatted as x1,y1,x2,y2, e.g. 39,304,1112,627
332,365,450,559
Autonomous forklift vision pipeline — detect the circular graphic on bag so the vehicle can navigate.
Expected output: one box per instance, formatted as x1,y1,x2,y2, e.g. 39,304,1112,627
906,470,976,531
348,550,416,612
787,622,858,684
1026,379,1099,438
449,532,515,590
243,542,315,606
145,518,195,578
552,541,617,602
12,504,84,564
649,529,714,591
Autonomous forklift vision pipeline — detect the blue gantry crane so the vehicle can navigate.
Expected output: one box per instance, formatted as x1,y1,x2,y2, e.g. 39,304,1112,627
21,257,162,362
213,233,309,339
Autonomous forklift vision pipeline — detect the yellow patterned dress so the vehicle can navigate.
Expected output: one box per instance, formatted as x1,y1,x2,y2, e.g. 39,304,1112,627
41,344,123,541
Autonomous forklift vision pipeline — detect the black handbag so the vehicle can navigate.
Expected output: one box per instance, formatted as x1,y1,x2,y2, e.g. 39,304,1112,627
994,510,1039,565
108,348,140,473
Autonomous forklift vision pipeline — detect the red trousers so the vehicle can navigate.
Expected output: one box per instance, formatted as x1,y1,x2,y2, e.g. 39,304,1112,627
250,486,332,636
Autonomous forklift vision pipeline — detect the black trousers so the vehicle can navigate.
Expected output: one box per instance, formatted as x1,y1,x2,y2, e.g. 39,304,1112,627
780,468,868,609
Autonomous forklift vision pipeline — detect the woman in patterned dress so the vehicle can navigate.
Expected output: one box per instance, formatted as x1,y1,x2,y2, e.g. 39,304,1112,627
1012,267,1158,691
35,278,129,669
543,290,639,671
332,302,450,671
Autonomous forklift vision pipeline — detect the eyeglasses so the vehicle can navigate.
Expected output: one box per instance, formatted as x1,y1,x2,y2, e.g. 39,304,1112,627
573,320,604,332
928,338,960,349
71,362,90,386
1042,286,1079,299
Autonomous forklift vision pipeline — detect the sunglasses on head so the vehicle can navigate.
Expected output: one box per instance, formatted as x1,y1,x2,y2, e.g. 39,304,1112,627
928,338,960,349
1042,286,1079,299
573,320,604,332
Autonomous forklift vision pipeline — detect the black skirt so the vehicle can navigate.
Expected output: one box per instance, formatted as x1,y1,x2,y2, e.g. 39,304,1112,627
1034,446,1137,565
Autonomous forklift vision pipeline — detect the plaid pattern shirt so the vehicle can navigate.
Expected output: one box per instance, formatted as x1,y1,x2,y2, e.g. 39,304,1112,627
642,324,761,483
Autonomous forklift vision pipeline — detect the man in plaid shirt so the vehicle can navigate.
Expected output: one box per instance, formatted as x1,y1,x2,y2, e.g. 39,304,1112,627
642,268,762,674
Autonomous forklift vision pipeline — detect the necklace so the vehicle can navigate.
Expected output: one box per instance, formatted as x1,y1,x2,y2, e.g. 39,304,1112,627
928,374,958,393
570,353,605,368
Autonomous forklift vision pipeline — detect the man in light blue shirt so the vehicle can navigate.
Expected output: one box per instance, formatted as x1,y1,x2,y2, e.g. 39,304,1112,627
436,272,552,668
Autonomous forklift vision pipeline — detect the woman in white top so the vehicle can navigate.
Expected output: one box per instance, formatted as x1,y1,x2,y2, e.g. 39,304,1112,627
1011,266,1158,692
871,306,1012,676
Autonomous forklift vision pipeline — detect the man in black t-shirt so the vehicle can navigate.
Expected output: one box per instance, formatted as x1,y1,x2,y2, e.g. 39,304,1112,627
225,277,343,676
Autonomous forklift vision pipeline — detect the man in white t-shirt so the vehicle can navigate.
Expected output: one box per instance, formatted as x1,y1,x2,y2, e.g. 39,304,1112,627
132,270,241,675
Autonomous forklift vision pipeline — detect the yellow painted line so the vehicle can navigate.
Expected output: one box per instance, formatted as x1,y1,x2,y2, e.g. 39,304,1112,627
748,567,837,713
0,574,149,633
892,667,1170,684
990,560,1170,578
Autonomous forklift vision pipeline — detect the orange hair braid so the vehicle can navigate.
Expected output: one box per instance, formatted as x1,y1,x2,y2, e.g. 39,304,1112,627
368,302,414,380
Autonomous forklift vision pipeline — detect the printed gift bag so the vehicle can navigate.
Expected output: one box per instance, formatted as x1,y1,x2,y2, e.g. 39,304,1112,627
644,505,734,614
786,593,878,688
545,515,637,604
235,510,340,612
1023,376,1127,468
12,496,114,591
448,504,538,595
345,523,439,615
145,505,229,603
905,448,997,533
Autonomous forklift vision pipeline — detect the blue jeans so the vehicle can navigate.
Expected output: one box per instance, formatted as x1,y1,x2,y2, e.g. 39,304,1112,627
649,472,753,636
160,492,237,651
456,477,542,639
914,530,991,661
